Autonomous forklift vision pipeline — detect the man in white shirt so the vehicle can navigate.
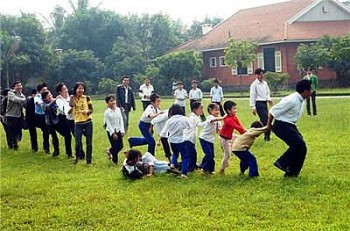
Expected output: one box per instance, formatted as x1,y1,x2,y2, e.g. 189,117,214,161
139,77,154,110
250,68,273,141
189,80,205,121
267,80,312,177
210,79,224,116
174,81,188,115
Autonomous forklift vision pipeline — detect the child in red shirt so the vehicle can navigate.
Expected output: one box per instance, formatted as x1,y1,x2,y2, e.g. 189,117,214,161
219,101,246,174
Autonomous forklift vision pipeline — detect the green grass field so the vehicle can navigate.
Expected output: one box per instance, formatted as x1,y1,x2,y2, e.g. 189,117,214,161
1,96,350,230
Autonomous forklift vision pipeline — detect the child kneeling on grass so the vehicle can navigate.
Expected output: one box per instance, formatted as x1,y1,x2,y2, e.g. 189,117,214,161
122,149,180,180
232,121,268,178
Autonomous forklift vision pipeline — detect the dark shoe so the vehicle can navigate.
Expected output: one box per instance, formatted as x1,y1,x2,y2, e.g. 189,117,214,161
284,172,298,178
13,145,19,151
167,168,181,175
72,158,78,165
274,161,287,172
32,148,38,153
52,151,59,157
44,149,50,154
264,136,271,142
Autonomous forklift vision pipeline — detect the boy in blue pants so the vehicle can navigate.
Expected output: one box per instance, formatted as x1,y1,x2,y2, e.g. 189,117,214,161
232,121,267,178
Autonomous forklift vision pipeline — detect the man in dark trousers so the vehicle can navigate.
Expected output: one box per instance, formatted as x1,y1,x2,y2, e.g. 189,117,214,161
267,79,312,177
25,89,38,152
249,68,273,141
116,75,135,132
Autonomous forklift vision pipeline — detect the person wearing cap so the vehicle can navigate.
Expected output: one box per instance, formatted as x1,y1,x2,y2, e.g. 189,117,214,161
249,68,273,141
138,77,154,111
189,80,205,121
174,81,188,115
210,79,225,116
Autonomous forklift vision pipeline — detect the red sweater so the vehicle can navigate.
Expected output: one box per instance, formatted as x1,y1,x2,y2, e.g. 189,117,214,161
219,114,246,140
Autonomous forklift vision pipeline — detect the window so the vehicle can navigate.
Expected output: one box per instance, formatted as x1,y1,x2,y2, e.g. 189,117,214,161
275,51,282,72
209,57,217,68
231,61,253,75
257,53,264,69
219,56,226,67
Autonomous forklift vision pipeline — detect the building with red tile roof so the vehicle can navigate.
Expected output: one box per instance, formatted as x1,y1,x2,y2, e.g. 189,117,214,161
176,0,350,88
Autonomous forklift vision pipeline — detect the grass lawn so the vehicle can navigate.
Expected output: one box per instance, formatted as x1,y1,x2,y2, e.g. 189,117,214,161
1,97,350,230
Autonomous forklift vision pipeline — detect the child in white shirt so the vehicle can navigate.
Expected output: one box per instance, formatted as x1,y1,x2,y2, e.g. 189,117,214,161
104,95,124,164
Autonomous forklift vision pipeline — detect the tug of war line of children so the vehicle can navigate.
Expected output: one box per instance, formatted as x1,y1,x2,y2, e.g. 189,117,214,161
2,76,311,181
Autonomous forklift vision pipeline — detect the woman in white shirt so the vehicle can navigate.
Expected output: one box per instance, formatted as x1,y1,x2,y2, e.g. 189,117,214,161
104,95,125,164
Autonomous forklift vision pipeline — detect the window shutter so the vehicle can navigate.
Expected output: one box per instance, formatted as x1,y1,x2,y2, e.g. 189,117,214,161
247,62,253,74
275,51,282,72
257,53,264,69
231,59,238,75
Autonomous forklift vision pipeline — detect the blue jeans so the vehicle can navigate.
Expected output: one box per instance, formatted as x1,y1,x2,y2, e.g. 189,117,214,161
75,121,93,164
233,150,259,177
170,142,188,175
129,121,155,155
200,138,215,172
184,141,197,172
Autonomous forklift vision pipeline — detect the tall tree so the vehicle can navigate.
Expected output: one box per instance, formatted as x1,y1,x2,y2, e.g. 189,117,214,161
294,35,350,85
224,39,258,75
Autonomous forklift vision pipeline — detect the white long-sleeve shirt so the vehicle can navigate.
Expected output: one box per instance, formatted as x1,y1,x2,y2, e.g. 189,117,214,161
199,115,221,143
151,109,169,136
138,84,154,102
249,79,272,109
183,112,207,144
104,107,125,136
210,86,223,102
56,95,74,120
174,89,188,107
160,114,190,144
270,92,304,125
189,88,203,101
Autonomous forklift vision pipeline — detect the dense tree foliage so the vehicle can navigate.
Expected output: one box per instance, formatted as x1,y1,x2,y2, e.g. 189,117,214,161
224,39,258,75
294,35,350,86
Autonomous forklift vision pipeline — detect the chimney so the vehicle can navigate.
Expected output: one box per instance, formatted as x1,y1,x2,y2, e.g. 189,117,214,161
201,24,213,35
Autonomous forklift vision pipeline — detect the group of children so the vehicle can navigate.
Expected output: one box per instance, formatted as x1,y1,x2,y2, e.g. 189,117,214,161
120,91,268,180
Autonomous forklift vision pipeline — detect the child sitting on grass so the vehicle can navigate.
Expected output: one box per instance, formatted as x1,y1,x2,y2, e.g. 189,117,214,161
232,121,268,178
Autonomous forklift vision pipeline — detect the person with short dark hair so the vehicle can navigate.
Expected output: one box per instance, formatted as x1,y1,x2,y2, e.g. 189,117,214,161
139,77,154,110
250,68,273,141
41,91,60,156
303,68,318,116
122,149,145,179
5,80,26,150
104,95,124,164
34,83,50,153
116,75,135,132
160,104,190,178
25,88,39,152
1,88,12,149
267,80,312,177
219,101,246,174
174,81,188,115
128,93,163,155
70,82,93,166
232,121,268,178
210,79,225,116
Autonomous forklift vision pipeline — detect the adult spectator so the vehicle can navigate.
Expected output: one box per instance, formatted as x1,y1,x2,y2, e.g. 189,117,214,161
267,80,312,177
139,77,154,110
25,89,38,152
303,68,318,116
249,68,273,141
116,75,136,132
210,79,224,116
189,80,205,121
34,83,50,153
0,88,11,149
5,80,26,150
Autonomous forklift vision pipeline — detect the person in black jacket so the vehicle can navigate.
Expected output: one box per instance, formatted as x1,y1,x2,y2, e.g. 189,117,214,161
25,89,38,152
115,75,135,132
